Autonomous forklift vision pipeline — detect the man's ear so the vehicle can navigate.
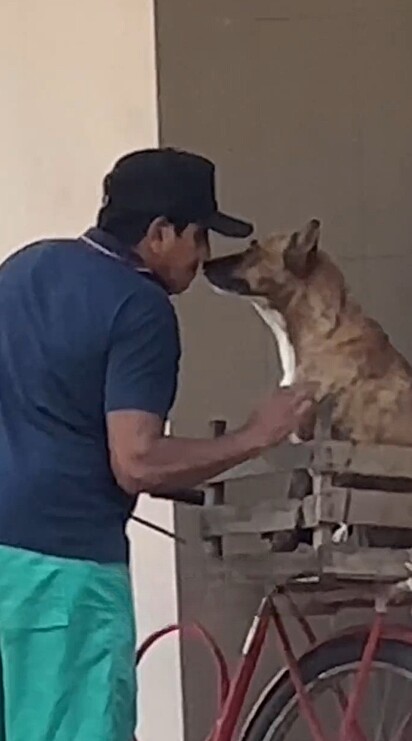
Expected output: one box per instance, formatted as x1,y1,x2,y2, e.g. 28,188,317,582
145,216,175,253
283,219,321,277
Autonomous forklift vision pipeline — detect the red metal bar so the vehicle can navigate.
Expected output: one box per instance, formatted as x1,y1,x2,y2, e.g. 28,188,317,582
135,604,412,741
278,590,369,741
209,598,271,741
136,622,230,715
278,588,317,645
330,621,412,646
268,596,331,741
338,611,384,741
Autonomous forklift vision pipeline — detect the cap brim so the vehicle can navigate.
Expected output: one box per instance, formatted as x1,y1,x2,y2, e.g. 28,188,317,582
201,211,253,238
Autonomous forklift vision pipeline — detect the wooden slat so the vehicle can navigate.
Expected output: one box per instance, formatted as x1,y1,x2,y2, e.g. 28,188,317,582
320,545,412,581
281,588,412,615
201,559,412,613
204,544,412,584
203,484,412,538
217,546,320,585
209,442,313,482
221,533,271,557
202,501,300,537
209,440,412,484
314,440,412,478
303,487,412,530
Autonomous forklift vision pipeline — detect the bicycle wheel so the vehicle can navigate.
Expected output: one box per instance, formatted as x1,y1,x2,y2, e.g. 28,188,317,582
240,634,412,741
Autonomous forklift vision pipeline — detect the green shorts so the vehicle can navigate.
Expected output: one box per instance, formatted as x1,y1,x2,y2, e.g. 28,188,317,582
0,544,136,741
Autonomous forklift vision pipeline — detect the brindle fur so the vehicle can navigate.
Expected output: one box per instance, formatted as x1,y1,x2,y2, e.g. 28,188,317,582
204,220,412,548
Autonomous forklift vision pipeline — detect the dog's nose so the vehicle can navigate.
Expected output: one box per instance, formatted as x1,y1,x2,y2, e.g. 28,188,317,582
203,260,226,285
203,259,224,288
202,260,214,277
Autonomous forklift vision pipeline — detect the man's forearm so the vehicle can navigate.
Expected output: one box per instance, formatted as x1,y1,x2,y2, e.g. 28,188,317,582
108,386,314,496
118,428,262,495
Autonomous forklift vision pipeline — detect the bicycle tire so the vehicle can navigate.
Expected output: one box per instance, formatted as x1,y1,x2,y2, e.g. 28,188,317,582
239,633,412,741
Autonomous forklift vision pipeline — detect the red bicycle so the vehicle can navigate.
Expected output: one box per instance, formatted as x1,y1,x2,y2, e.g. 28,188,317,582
136,420,412,741
137,585,412,741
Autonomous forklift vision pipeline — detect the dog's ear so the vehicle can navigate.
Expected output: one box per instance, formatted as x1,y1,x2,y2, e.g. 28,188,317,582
283,219,321,277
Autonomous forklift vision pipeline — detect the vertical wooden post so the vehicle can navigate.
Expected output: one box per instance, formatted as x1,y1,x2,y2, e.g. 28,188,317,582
312,398,334,550
205,419,227,558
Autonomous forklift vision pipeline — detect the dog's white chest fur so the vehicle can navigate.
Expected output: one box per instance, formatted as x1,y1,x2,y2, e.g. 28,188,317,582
252,302,296,387
252,302,300,444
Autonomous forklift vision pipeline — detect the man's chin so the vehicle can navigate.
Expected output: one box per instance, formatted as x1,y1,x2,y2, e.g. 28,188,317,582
171,281,192,295
174,272,198,294
157,268,198,295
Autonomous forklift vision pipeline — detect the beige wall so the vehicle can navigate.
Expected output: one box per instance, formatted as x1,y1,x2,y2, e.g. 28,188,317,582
3,1,412,738
0,2,184,739
156,0,412,738
0,0,158,255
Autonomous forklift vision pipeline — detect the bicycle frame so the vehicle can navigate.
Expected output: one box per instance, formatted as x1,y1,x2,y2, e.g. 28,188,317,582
136,591,412,741
211,593,412,741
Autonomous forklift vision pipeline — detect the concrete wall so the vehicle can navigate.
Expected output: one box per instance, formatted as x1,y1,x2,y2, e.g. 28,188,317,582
0,2,184,739
155,0,412,738
0,0,158,254
2,1,412,738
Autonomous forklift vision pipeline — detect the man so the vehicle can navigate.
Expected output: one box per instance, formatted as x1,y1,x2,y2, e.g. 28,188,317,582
0,148,312,740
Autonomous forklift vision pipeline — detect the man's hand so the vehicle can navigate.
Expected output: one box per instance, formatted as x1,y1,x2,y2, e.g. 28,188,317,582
107,384,316,495
244,384,315,450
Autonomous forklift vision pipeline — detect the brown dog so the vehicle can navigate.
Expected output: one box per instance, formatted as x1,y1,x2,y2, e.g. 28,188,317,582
204,219,412,547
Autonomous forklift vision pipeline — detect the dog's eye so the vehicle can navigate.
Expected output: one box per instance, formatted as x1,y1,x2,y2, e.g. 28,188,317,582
243,244,261,267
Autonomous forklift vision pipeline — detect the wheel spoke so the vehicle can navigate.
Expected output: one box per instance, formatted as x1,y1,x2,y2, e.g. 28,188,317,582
393,711,412,741
261,664,412,741
241,638,412,741
329,679,369,741
373,668,391,741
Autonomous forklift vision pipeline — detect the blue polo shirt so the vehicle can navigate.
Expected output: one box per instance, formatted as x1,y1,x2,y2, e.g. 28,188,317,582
0,228,180,563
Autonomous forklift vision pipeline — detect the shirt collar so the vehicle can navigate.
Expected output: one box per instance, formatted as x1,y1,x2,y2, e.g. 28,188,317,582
82,227,140,261
81,227,171,293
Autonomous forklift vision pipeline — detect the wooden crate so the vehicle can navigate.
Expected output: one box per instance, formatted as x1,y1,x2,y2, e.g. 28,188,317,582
201,411,412,605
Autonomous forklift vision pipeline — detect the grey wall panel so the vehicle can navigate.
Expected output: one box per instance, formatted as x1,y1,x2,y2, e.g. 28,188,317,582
155,0,412,737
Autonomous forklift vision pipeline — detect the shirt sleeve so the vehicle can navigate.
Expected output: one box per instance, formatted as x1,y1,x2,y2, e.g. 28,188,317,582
105,289,181,420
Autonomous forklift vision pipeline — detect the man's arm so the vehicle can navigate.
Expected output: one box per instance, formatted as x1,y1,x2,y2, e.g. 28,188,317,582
104,289,313,495
107,387,312,495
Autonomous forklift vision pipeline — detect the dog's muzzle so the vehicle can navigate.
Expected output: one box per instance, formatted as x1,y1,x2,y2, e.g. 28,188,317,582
203,255,251,295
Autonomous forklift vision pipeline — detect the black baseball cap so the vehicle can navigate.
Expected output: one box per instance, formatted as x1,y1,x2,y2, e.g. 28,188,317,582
103,148,253,239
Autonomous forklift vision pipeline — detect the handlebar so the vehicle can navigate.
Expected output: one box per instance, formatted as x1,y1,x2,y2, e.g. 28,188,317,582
149,489,205,506
131,489,204,544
